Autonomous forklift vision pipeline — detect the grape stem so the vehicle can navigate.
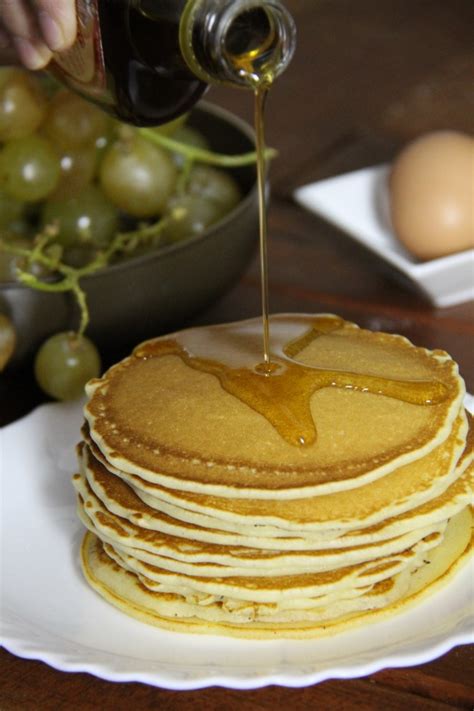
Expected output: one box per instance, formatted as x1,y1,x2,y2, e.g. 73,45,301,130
0,217,169,336
139,128,277,166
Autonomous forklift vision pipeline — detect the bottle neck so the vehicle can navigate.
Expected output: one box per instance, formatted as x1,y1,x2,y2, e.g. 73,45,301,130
180,0,296,89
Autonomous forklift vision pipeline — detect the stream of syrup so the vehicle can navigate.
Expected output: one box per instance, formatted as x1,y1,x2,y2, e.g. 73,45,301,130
254,83,271,368
230,34,274,367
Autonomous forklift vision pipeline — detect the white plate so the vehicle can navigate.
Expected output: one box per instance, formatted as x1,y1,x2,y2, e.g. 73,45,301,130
1,398,473,690
294,166,474,307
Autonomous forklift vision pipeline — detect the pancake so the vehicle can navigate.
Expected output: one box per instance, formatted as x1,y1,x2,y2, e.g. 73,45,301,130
84,314,465,499
75,313,473,638
104,541,418,622
76,497,430,599
101,530,444,602
81,413,470,535
74,472,447,576
75,440,474,551
81,507,473,638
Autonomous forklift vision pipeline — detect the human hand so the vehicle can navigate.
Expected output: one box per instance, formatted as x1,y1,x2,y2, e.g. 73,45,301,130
0,0,76,69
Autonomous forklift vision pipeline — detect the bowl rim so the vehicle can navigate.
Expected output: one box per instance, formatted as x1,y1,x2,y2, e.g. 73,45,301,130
0,100,258,289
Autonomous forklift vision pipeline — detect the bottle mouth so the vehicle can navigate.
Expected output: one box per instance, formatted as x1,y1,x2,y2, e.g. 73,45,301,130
181,0,296,88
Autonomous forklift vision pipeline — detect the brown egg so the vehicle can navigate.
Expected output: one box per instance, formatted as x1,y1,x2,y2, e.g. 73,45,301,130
389,131,474,260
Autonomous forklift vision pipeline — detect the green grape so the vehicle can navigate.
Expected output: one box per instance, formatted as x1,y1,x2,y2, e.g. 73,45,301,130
99,135,178,217
162,165,241,243
34,331,101,401
41,184,119,248
164,194,225,243
94,119,117,173
49,145,97,201
42,89,109,150
186,165,241,213
62,244,98,268
171,125,210,167
0,135,60,202
0,188,25,228
172,125,210,150
0,313,16,370
0,69,47,141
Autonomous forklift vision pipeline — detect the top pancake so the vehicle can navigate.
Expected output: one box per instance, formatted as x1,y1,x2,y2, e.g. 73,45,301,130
84,314,465,498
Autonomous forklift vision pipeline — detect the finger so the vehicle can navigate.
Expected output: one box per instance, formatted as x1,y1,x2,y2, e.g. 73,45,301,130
33,0,77,51
0,0,52,68
13,34,52,68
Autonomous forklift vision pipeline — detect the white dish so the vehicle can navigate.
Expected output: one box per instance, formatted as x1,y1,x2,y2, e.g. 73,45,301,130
294,166,474,307
1,398,473,690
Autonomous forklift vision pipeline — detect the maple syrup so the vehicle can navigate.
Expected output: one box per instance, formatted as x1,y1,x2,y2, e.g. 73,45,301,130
222,12,279,367
135,316,449,448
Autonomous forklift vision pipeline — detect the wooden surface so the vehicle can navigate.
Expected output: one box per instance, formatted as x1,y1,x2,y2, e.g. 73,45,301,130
1,1,473,708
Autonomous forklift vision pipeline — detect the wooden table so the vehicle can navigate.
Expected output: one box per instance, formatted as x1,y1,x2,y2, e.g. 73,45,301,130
1,1,473,708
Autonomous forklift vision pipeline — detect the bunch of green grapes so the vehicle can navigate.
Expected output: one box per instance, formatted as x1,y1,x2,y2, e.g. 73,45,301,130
0,68,246,400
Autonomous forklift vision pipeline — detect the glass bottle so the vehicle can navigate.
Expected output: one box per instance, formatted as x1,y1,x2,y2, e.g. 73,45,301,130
51,0,296,126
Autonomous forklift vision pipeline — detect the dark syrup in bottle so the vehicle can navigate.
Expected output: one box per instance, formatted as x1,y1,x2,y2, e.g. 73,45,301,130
51,0,296,126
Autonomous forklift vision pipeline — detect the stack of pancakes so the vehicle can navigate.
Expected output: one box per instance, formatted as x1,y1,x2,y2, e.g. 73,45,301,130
73,314,473,638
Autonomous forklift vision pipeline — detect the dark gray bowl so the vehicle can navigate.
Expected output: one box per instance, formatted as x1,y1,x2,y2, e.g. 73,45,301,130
0,102,259,366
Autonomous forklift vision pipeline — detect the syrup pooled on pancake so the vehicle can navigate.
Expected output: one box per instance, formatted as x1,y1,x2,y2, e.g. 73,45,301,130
134,315,448,447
